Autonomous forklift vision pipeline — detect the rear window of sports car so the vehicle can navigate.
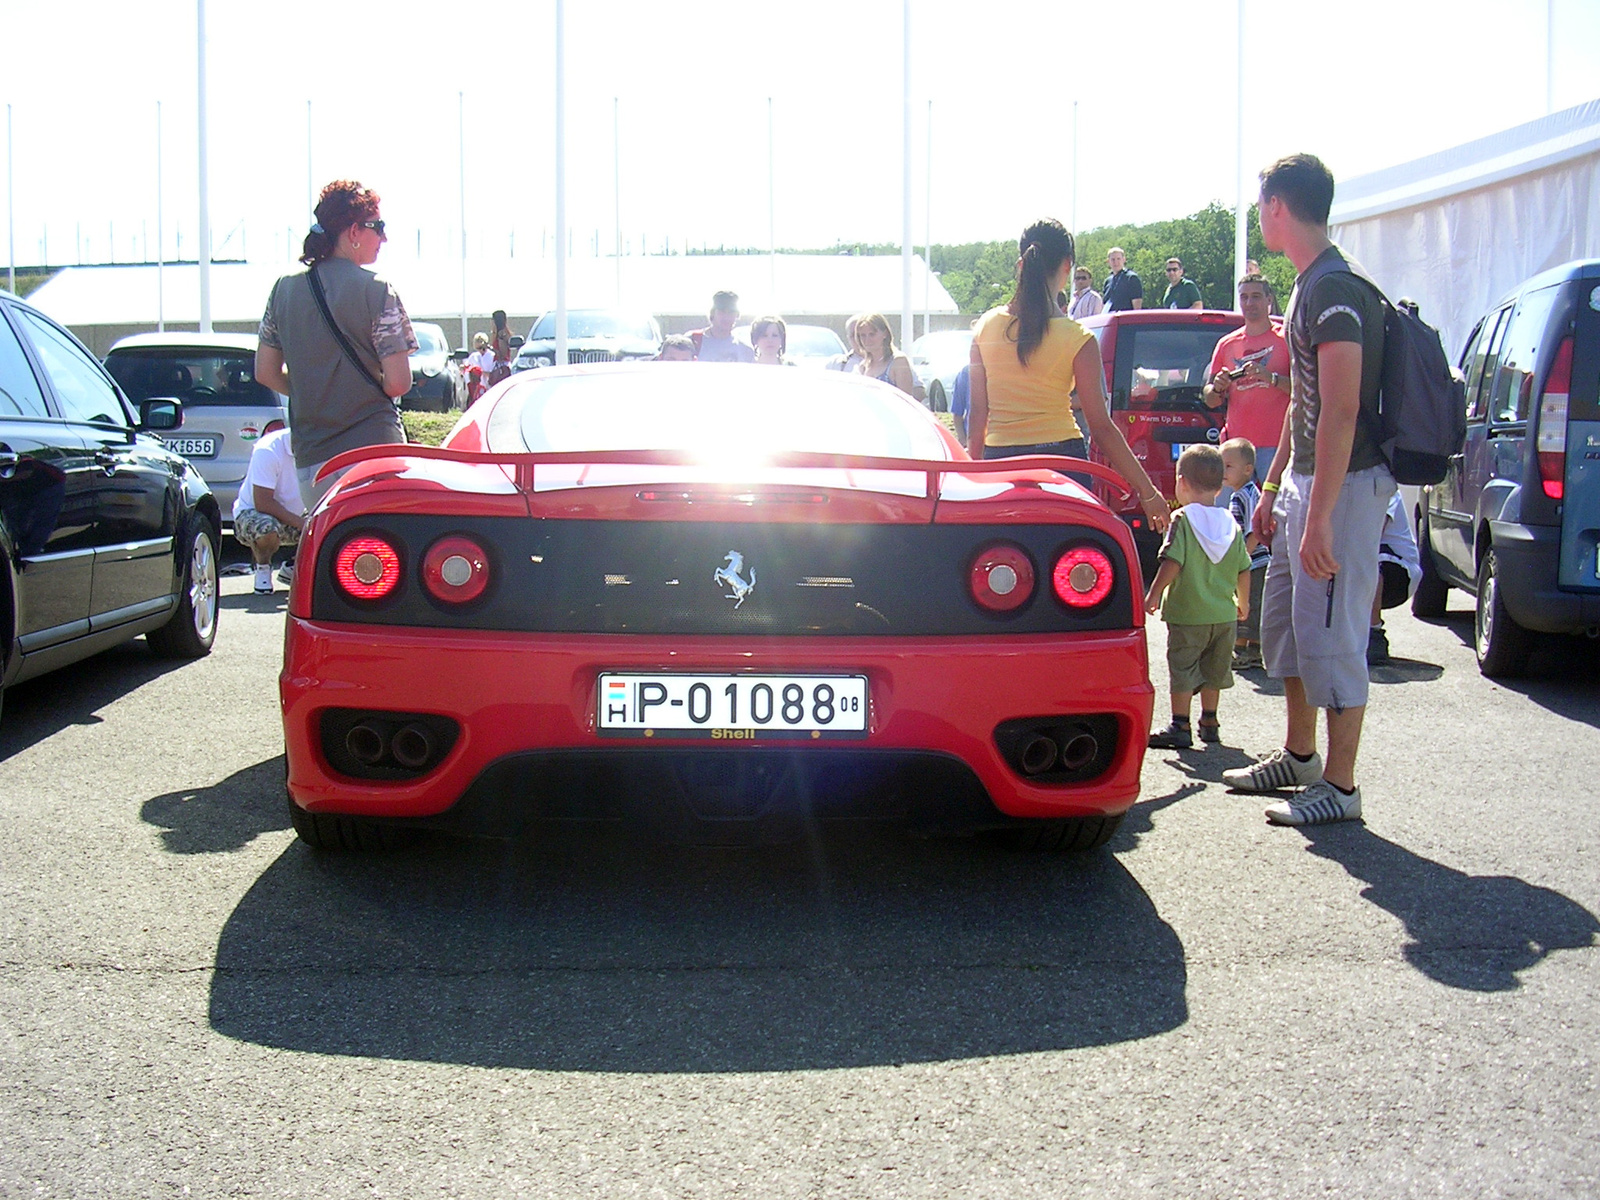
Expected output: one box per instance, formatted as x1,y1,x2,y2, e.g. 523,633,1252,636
489,368,951,460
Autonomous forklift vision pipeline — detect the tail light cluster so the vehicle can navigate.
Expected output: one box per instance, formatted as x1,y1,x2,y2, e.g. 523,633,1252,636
332,532,492,605
969,542,1116,614
1537,336,1574,501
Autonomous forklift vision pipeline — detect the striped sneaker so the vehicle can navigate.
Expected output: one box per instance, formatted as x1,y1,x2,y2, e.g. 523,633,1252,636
1222,747,1323,793
1265,779,1361,826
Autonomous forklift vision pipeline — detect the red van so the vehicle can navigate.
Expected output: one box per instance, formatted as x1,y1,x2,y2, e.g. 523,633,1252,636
1078,309,1246,577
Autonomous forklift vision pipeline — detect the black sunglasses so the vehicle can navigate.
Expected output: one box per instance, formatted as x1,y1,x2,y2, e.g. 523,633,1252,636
359,219,387,237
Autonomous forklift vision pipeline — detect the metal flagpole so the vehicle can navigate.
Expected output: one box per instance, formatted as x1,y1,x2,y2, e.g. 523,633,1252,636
1071,100,1078,241
1547,0,1555,114
157,102,164,330
6,105,14,296
768,97,776,307
459,91,468,348
306,100,313,224
923,99,931,338
900,0,912,350
1233,0,1248,306
614,97,622,305
554,0,568,366
197,0,212,332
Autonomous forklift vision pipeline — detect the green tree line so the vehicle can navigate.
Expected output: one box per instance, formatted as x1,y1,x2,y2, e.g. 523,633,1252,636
822,202,1296,316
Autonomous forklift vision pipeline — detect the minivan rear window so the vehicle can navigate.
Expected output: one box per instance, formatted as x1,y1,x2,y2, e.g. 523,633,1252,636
106,349,281,408
1111,325,1235,409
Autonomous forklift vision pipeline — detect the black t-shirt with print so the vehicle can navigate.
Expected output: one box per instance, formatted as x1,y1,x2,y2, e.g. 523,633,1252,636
1287,246,1386,476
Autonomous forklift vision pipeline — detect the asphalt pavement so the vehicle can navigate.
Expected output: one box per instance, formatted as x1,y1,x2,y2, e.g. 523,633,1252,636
1,572,1597,1198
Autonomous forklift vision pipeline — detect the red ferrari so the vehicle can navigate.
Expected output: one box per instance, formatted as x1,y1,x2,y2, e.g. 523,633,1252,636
280,365,1153,851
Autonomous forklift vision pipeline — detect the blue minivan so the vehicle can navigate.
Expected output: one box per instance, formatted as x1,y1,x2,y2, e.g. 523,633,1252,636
1414,259,1600,676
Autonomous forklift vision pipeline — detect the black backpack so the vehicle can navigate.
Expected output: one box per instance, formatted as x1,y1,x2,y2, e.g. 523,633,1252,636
1297,254,1466,486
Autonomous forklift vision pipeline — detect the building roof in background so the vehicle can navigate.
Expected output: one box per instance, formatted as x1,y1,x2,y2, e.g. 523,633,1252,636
25,253,959,332
1330,97,1600,224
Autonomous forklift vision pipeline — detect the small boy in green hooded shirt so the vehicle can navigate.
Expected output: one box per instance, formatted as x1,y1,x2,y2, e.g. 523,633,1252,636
1144,444,1253,749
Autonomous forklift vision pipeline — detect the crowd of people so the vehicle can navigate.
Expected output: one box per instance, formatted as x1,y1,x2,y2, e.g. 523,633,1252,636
250,153,1403,830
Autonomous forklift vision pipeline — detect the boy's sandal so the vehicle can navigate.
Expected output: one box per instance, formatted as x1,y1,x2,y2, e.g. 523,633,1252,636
1197,713,1221,743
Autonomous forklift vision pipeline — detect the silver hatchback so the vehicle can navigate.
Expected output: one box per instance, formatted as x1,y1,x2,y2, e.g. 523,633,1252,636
104,332,289,520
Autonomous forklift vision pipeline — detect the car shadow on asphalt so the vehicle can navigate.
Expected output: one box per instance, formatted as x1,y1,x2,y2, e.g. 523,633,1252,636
141,755,291,853
207,825,1189,1072
1108,780,1204,853
1297,824,1599,992
0,642,191,764
220,592,289,614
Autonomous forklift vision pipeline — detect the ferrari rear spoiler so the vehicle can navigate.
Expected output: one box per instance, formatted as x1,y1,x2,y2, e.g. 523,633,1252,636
316,444,1137,502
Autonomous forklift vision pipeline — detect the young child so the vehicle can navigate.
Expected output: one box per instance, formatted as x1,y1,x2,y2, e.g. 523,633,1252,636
1222,437,1270,670
1145,444,1253,749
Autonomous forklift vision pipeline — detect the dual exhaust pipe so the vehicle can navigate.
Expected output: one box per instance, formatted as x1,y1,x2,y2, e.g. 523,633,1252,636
1018,727,1101,777
345,720,439,771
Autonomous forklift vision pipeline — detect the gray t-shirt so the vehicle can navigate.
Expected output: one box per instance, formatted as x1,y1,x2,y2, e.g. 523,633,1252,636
696,330,754,364
258,258,417,467
1286,246,1385,477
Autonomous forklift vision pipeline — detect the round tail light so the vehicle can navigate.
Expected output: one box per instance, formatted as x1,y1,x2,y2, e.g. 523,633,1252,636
970,544,1035,612
334,536,403,601
421,536,491,604
1052,545,1115,609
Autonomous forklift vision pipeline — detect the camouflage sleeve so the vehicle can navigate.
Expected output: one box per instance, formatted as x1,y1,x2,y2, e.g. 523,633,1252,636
258,282,282,349
372,285,418,359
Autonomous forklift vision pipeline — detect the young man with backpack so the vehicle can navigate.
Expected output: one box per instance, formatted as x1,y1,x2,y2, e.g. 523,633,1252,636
1222,153,1398,826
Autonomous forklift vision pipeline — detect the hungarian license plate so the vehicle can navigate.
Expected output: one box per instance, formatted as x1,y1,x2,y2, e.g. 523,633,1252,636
1170,443,1184,461
165,436,218,458
598,673,868,739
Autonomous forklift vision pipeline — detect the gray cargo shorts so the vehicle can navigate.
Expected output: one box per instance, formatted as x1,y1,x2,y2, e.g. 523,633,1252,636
1261,465,1397,711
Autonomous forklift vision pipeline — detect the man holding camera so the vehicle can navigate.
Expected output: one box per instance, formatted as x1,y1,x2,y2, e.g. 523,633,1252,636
1202,273,1290,485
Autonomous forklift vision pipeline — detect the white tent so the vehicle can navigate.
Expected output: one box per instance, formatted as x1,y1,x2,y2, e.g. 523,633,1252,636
26,253,959,355
1330,97,1600,359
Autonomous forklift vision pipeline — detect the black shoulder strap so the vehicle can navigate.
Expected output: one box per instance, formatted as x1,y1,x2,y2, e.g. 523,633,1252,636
307,264,387,397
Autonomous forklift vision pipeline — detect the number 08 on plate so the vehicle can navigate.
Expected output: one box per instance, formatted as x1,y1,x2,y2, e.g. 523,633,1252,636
598,673,869,739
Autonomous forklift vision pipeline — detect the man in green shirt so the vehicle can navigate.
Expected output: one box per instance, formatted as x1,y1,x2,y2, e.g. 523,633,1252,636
1161,258,1204,310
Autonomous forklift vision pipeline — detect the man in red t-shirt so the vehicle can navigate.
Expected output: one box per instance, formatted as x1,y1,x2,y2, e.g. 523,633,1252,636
1203,274,1290,482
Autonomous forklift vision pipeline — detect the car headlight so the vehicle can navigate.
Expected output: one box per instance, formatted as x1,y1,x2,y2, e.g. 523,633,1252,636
534,355,554,368
422,365,440,377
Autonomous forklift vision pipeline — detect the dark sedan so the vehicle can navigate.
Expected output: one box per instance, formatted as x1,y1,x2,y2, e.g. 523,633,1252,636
0,290,221,722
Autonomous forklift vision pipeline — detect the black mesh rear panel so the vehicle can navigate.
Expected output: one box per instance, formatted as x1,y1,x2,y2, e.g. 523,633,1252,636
311,515,1135,635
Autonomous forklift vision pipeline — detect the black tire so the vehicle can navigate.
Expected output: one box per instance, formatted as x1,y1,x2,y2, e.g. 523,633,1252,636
147,517,220,658
1475,548,1532,678
929,380,948,413
287,795,420,851
997,813,1124,853
1411,510,1450,618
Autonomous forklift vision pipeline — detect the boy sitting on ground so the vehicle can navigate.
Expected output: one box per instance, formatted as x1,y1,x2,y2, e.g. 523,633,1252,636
1222,437,1270,670
232,423,305,595
1145,444,1253,749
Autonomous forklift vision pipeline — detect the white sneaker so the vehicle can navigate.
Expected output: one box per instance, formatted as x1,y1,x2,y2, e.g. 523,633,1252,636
253,565,274,594
1265,779,1362,826
1222,746,1323,793
276,562,295,585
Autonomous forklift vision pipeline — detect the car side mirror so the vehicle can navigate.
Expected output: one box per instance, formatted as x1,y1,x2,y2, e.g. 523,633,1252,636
139,397,184,431
509,335,525,351
450,348,470,362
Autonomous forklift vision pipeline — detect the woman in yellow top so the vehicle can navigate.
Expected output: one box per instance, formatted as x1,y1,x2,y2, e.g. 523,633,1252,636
969,219,1170,535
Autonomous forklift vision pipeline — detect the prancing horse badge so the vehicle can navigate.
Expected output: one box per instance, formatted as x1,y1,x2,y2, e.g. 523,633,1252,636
713,551,756,608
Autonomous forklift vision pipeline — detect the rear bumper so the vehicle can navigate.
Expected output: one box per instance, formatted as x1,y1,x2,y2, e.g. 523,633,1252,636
281,621,1154,830
1491,521,1600,634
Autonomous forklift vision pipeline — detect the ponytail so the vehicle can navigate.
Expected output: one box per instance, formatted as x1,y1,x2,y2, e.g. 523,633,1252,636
1011,219,1075,367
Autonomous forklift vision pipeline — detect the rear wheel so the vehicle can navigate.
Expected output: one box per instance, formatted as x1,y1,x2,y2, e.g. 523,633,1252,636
928,380,948,413
1475,548,1532,678
148,518,219,658
1411,511,1450,618
997,813,1124,853
287,795,420,851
